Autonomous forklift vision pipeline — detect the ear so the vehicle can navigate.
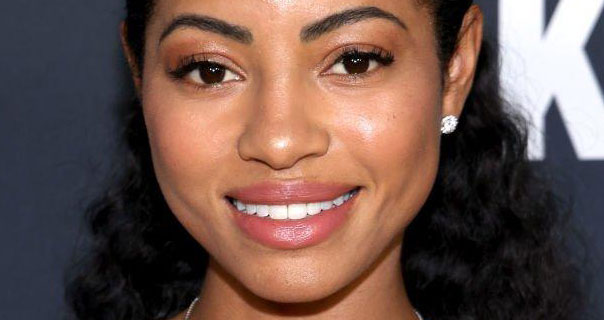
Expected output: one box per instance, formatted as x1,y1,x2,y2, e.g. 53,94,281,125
120,21,143,95
441,5,484,119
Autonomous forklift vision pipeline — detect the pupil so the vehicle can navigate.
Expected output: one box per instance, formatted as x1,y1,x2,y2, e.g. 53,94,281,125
343,55,369,74
199,62,226,84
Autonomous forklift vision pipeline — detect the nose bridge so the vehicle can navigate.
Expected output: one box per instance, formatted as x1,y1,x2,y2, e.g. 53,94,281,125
237,69,329,170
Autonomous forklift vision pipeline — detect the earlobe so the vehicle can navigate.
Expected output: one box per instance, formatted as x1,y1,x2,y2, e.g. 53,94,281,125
441,5,484,119
120,21,143,94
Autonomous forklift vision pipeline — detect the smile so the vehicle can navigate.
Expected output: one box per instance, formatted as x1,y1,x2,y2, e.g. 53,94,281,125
228,188,359,220
226,181,360,249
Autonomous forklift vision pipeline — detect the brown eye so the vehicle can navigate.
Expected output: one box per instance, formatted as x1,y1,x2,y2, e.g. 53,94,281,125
342,55,370,74
196,62,226,84
328,51,382,76
181,61,240,86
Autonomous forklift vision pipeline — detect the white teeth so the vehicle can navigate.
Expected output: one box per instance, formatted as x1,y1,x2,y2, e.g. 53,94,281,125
269,205,288,220
307,203,322,215
320,201,333,210
257,205,269,217
333,196,344,206
231,189,357,220
246,204,257,215
288,204,307,220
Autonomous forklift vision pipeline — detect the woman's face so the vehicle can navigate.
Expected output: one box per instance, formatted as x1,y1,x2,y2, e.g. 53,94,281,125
133,0,475,303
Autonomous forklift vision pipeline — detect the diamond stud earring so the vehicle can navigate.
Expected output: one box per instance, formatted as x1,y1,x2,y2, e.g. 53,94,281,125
440,115,458,134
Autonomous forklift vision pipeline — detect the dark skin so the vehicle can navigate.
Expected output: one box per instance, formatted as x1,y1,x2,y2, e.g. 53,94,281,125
121,0,483,319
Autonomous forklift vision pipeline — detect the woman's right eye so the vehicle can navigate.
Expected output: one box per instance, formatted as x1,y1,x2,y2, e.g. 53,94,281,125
170,60,241,87
188,61,240,85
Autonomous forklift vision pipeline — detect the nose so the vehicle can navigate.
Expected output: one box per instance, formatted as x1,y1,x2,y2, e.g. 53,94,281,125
237,78,329,170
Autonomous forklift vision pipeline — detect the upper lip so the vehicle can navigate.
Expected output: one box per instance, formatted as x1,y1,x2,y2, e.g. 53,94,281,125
226,180,358,205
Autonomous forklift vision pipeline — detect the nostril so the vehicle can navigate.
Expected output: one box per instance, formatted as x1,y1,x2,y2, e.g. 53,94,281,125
238,136,328,170
236,109,330,169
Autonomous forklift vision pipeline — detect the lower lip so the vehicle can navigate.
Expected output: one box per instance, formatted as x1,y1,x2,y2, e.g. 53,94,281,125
230,192,358,250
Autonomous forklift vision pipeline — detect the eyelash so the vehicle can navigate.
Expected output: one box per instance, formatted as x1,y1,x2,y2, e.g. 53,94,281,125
329,46,395,78
168,46,396,90
168,54,237,88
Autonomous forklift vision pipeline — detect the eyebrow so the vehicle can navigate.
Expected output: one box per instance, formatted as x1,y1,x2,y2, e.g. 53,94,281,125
300,6,407,42
158,6,406,45
159,14,254,44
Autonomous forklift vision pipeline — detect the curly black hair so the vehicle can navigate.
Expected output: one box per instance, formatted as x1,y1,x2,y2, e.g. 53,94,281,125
65,1,587,319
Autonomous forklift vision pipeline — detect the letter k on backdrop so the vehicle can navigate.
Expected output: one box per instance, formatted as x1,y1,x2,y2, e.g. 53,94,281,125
499,0,604,160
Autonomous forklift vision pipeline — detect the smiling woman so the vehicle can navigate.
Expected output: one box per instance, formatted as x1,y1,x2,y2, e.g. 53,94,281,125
65,1,584,320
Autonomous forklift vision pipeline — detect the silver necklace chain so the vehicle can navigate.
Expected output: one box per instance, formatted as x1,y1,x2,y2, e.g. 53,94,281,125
184,297,199,320
184,297,424,320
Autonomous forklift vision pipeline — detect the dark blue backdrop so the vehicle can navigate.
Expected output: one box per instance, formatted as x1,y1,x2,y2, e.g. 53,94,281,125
0,0,602,318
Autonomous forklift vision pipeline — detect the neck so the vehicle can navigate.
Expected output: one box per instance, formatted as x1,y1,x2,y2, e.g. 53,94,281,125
189,239,417,320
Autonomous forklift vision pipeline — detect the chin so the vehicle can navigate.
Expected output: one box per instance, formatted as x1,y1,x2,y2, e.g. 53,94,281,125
232,257,354,304
245,274,345,304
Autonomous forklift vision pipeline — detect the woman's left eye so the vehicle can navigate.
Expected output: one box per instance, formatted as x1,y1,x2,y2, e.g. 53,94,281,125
326,49,395,76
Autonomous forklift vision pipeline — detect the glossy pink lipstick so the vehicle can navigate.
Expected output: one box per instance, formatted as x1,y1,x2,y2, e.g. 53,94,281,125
226,181,359,250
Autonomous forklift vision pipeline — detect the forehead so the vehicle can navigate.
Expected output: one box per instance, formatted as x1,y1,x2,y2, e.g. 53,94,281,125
151,0,423,13
148,0,430,37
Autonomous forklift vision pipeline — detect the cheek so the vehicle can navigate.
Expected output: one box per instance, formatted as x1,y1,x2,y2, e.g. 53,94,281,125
358,91,440,180
336,69,442,228
143,97,216,192
139,76,239,233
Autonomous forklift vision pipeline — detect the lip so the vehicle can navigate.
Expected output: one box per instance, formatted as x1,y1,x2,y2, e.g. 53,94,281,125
226,181,359,250
226,181,357,205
